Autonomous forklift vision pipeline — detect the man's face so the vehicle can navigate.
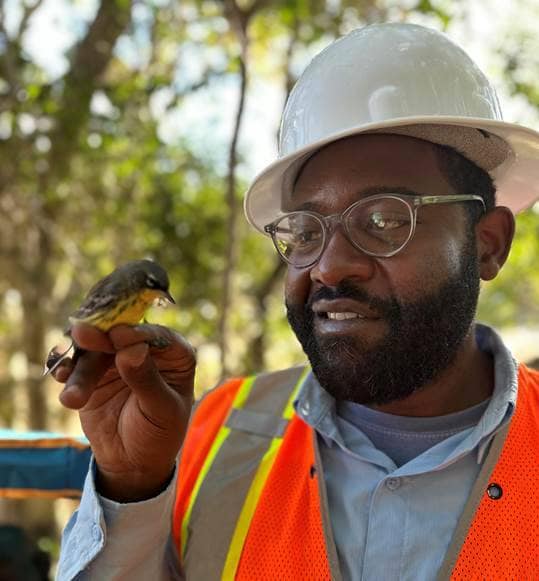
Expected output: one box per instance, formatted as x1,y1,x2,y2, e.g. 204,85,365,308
285,134,481,406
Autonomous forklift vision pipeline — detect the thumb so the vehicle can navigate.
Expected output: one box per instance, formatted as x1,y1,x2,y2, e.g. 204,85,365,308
59,351,114,410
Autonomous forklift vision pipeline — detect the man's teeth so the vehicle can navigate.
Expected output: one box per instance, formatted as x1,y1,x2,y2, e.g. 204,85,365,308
327,312,364,320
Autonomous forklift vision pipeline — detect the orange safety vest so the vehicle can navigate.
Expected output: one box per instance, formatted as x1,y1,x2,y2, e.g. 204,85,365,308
172,364,539,580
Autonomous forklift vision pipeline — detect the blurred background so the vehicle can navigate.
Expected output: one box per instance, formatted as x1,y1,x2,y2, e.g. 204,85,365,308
0,0,538,574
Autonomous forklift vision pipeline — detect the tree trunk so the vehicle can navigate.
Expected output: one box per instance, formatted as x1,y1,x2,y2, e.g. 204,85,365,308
22,276,49,431
218,36,249,380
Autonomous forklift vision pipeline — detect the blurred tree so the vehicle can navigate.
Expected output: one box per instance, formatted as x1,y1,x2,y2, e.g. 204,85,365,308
0,0,464,430
0,0,133,429
0,0,134,537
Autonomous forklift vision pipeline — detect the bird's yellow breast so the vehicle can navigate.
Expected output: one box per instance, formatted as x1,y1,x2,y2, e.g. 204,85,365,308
74,289,162,331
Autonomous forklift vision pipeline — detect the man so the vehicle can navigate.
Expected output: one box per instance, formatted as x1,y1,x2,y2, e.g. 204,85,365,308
56,23,539,580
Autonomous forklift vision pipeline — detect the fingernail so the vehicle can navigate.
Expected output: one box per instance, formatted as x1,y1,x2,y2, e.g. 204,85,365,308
55,367,71,383
59,386,74,406
125,343,148,368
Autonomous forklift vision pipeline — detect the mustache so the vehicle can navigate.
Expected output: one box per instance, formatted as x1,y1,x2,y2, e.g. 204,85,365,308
308,280,401,319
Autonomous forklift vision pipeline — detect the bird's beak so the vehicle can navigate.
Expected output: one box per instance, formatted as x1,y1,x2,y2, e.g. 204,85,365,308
162,290,176,304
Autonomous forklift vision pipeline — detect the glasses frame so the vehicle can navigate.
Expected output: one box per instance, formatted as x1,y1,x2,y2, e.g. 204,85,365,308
264,193,486,268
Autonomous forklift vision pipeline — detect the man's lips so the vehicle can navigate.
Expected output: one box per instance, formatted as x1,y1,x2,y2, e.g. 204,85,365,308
311,299,381,320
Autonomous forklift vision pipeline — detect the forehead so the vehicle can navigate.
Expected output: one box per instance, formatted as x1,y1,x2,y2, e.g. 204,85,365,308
288,134,454,211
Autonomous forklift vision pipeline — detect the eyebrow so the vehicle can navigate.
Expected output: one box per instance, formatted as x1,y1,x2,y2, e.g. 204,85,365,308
291,186,425,212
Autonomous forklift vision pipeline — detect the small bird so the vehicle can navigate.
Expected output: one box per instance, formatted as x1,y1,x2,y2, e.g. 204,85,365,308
44,259,175,376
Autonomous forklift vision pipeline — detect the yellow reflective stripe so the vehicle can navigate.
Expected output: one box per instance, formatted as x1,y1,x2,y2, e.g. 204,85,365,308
221,437,283,579
181,375,256,559
283,366,309,419
232,375,256,410
221,367,309,579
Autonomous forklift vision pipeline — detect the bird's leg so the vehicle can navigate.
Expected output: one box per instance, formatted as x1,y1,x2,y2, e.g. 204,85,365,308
43,342,76,376
140,317,172,349
148,336,172,349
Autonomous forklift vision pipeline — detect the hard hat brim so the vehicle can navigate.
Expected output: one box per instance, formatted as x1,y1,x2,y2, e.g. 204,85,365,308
244,116,539,234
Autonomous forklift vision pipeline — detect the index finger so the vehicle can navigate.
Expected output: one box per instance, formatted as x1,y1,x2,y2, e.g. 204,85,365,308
70,323,115,353
109,324,196,365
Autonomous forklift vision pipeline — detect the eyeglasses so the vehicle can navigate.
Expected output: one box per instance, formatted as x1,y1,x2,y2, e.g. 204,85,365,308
264,193,486,268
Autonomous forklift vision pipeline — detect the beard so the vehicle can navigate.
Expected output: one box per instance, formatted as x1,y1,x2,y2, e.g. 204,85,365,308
286,236,480,406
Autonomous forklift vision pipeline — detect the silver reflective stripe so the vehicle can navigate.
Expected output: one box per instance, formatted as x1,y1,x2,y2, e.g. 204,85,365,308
226,407,289,438
237,366,307,414
182,366,306,579
436,422,510,580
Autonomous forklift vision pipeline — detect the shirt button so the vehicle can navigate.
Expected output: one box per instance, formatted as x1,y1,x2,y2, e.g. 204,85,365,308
300,401,310,416
92,524,102,542
385,477,401,491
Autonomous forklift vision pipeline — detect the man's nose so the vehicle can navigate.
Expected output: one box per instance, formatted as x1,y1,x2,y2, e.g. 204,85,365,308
310,228,376,286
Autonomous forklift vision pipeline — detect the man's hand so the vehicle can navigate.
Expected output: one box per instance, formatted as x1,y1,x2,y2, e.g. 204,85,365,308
53,323,196,502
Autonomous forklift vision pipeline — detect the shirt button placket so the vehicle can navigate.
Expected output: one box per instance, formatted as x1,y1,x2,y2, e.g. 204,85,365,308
362,478,407,580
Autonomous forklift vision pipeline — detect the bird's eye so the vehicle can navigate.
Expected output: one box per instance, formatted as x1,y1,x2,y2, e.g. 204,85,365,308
146,275,158,288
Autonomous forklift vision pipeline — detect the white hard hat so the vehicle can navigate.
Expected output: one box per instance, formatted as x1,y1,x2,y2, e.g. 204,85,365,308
244,22,539,233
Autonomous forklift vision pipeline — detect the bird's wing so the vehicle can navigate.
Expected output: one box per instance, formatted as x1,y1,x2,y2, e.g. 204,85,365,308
69,273,125,322
69,291,117,321
83,271,117,297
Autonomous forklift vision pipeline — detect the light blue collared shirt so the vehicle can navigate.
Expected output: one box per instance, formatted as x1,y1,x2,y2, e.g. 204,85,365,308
57,324,517,580
293,323,516,580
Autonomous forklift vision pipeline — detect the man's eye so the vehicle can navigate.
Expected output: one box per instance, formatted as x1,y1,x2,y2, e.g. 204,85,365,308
293,230,322,245
367,212,409,231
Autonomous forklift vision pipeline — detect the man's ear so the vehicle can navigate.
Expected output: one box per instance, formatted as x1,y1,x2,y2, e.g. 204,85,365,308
476,206,515,281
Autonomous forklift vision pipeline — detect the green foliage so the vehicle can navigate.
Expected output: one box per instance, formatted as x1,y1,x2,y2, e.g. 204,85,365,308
478,207,539,327
415,0,452,28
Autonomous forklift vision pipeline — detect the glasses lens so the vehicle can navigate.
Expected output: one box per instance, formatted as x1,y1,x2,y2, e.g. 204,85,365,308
346,197,413,256
271,213,324,266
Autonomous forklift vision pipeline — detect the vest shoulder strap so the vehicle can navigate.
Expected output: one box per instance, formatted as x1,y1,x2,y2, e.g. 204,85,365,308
439,363,539,579
173,366,312,579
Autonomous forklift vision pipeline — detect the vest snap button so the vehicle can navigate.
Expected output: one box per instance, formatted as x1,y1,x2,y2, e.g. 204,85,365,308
487,482,503,500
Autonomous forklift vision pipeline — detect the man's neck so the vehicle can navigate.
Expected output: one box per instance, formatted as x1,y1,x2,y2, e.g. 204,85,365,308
369,329,494,417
